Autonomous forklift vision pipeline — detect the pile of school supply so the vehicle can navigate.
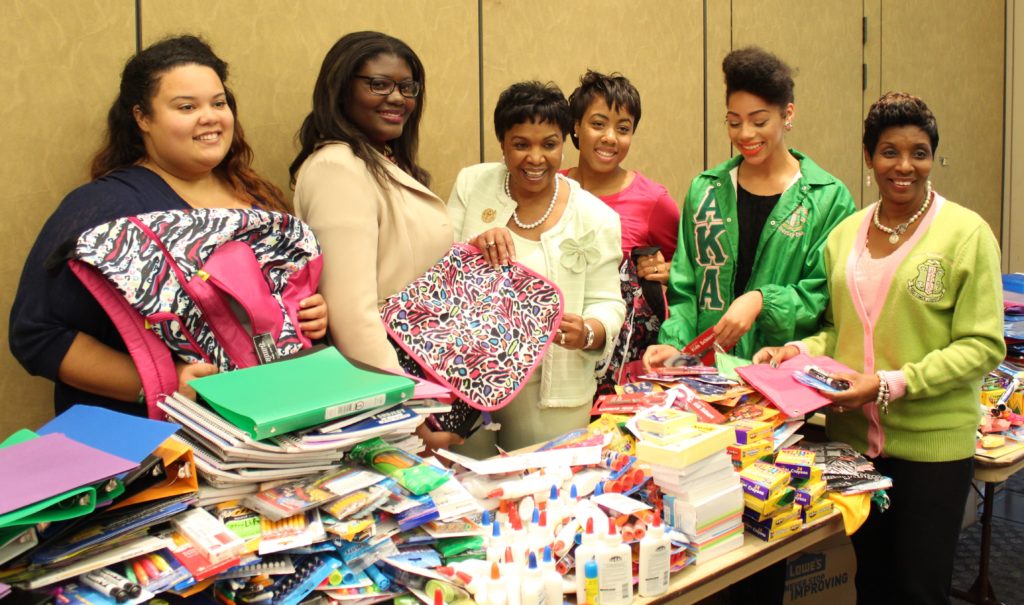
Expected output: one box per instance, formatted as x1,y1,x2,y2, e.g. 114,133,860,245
739,448,837,544
0,402,473,604
634,409,744,564
3,389,868,603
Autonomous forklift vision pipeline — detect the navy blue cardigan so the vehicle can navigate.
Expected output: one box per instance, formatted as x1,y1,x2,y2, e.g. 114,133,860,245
9,167,189,416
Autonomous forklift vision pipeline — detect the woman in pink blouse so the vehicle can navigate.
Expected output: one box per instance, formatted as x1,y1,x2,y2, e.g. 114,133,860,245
562,70,680,393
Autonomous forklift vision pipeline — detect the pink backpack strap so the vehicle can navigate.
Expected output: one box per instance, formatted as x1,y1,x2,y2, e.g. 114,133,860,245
67,261,178,419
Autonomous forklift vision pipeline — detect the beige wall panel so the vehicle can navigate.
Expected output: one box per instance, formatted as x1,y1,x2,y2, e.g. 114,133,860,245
1009,0,1024,272
879,1,1004,237
480,0,704,206
729,0,865,205
0,2,135,437
704,0,734,168
141,0,479,201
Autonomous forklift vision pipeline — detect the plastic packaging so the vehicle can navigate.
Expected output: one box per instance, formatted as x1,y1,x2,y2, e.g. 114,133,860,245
425,579,472,604
638,511,671,597
348,437,449,495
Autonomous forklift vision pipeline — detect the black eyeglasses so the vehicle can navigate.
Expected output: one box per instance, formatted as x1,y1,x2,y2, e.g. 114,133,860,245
353,76,421,98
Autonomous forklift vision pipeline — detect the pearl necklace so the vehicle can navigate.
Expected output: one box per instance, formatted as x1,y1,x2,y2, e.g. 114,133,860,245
506,171,560,230
873,181,932,244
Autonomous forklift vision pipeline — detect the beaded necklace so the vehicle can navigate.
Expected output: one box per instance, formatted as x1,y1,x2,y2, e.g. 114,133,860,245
505,172,560,230
873,181,932,244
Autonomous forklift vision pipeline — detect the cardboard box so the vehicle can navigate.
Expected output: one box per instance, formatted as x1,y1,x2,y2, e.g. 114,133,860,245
784,535,856,605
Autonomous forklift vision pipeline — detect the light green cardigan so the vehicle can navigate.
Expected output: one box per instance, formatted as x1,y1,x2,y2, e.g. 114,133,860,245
804,194,1005,462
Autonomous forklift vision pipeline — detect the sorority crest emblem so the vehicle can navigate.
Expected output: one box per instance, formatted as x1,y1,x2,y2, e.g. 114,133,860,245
778,206,809,238
907,259,947,302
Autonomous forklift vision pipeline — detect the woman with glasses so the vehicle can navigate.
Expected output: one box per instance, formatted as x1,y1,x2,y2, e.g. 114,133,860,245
290,31,461,452
446,81,625,455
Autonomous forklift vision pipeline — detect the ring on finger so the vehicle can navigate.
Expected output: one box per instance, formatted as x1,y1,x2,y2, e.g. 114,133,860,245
558,330,566,345
486,241,495,247
836,406,845,413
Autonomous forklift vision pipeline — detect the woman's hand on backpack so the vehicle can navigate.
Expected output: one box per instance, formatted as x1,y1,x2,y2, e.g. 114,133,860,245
298,294,328,340
176,361,218,400
472,228,516,267
636,250,670,285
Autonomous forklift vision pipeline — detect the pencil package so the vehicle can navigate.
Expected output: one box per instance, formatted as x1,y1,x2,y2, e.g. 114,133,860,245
349,437,450,495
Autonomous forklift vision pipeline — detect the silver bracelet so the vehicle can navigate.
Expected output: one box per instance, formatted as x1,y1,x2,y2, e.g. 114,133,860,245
583,323,595,350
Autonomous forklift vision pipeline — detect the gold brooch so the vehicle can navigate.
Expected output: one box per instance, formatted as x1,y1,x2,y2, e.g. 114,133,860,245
481,208,497,223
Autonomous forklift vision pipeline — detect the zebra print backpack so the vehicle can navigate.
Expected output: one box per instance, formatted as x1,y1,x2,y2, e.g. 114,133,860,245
66,208,322,418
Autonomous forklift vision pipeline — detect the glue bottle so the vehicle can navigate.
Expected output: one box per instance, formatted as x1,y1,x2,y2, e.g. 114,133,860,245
520,551,545,605
595,518,632,605
638,511,671,597
487,520,505,563
573,517,598,603
541,546,562,605
487,561,507,605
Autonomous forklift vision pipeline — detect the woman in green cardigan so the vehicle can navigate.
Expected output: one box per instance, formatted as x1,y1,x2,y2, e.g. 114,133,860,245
755,92,1005,604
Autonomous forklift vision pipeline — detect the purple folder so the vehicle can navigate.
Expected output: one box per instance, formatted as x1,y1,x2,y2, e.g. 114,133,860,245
0,433,137,516
736,354,857,418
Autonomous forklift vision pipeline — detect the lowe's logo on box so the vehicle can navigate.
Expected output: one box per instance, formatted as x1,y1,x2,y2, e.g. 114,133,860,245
786,553,850,601
788,553,826,578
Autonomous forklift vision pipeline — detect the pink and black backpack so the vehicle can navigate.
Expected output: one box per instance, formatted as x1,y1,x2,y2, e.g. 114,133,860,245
66,208,323,418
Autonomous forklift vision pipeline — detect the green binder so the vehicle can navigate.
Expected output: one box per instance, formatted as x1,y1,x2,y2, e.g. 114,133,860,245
190,346,415,440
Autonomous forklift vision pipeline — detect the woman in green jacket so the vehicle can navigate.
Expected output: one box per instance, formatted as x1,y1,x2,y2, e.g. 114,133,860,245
643,47,855,364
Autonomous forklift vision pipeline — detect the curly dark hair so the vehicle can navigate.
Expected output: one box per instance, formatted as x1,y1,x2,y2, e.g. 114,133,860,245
863,91,939,155
493,81,573,142
723,46,795,108
566,70,641,149
90,34,287,212
289,31,430,188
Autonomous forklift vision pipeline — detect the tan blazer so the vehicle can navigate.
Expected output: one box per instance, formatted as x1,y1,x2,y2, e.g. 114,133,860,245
293,143,453,370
